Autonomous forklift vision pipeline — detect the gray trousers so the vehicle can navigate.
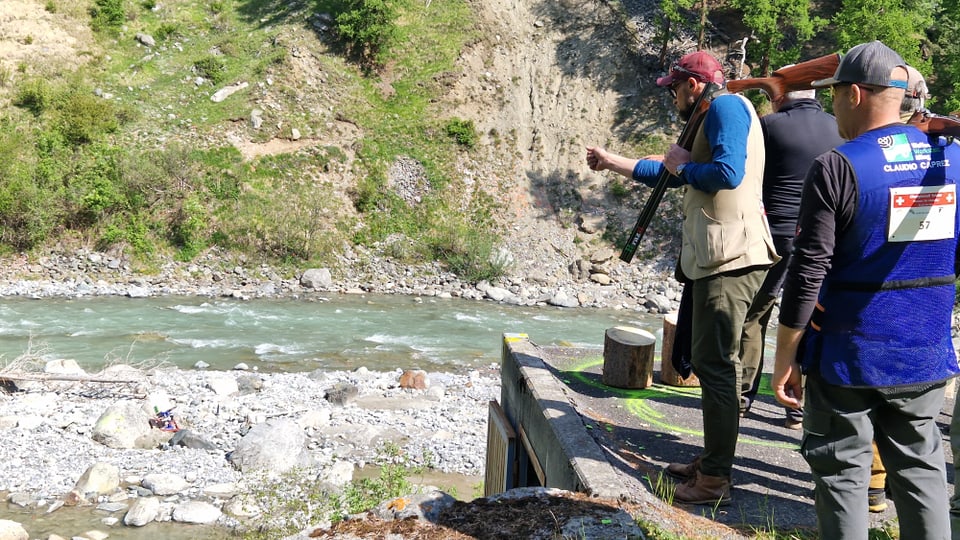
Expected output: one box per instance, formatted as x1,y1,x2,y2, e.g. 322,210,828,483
803,373,949,540
690,265,766,478
950,395,960,539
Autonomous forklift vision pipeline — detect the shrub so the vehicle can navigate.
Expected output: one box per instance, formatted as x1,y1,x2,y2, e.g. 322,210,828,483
90,0,126,33
609,178,630,199
57,91,121,145
426,222,507,282
193,56,227,84
336,0,399,66
444,118,478,148
155,22,181,41
171,195,208,260
14,79,54,115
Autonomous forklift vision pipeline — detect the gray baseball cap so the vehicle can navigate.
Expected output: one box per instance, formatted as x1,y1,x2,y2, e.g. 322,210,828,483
811,40,909,89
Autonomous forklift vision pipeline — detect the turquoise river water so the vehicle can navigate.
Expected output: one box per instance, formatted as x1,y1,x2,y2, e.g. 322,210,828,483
0,293,663,372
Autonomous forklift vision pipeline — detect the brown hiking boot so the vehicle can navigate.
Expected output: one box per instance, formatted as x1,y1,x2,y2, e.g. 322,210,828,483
674,471,732,506
665,456,701,480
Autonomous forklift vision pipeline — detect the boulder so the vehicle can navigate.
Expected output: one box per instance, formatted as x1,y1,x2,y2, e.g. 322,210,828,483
92,400,170,449
72,462,120,498
123,497,160,527
172,500,222,524
227,418,313,474
0,520,27,540
300,268,333,289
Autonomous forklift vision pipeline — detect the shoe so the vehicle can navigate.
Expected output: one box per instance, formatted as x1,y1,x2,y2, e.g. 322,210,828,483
666,456,701,480
740,397,752,417
784,417,803,430
674,470,732,506
868,488,888,513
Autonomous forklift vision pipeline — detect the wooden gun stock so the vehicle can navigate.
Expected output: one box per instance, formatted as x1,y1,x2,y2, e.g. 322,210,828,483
619,82,719,263
907,110,960,138
725,53,841,101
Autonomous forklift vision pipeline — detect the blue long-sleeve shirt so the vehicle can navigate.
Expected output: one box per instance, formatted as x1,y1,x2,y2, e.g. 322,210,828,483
630,94,754,193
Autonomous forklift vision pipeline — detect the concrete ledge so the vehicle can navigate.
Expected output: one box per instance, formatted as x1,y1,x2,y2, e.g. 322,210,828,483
498,333,627,499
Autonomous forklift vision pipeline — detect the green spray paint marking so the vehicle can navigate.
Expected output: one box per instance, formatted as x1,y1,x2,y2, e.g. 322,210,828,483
564,358,798,450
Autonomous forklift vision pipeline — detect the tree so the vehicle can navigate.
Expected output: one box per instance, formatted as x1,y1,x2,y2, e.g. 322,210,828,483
732,0,826,76
929,0,960,112
832,0,934,73
656,0,697,68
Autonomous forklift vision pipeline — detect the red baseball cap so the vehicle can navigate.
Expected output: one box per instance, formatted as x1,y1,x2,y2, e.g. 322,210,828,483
656,51,725,87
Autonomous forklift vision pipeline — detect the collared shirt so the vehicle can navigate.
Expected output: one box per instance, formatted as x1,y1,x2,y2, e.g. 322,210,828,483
630,94,754,193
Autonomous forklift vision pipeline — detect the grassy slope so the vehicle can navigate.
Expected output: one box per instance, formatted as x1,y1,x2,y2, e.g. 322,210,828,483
0,0,502,276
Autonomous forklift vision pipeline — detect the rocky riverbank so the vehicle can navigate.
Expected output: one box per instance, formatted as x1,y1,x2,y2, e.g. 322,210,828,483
0,359,500,539
0,245,675,540
0,244,684,314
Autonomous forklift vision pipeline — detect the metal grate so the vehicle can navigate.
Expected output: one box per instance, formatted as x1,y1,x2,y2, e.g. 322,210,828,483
484,400,517,496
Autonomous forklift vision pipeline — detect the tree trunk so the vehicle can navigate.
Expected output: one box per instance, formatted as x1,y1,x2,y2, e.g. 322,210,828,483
659,313,700,387
602,326,655,389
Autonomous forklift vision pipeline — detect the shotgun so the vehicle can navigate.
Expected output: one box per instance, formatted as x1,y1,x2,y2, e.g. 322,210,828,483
619,53,843,263
907,110,960,138
619,82,718,263
725,53,841,99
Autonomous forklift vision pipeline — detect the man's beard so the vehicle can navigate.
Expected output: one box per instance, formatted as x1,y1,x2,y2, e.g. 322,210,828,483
678,98,694,121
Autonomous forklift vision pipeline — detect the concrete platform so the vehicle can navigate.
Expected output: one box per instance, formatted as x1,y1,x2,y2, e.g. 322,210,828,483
496,333,957,533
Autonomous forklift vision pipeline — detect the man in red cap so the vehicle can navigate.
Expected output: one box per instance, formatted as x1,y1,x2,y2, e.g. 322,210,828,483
586,50,777,505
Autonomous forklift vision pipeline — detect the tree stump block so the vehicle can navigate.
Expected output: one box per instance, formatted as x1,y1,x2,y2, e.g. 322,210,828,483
602,326,655,389
660,313,700,387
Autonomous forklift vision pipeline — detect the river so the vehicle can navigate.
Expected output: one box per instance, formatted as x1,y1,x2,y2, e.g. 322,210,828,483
0,293,664,539
0,293,664,373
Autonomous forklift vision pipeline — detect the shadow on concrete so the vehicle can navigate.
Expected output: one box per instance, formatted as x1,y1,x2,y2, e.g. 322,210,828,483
500,338,957,534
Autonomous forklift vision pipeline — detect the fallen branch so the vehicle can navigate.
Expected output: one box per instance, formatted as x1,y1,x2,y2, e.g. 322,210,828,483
0,372,138,384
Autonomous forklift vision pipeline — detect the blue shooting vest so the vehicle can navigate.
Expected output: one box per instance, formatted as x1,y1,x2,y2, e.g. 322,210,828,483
802,124,960,387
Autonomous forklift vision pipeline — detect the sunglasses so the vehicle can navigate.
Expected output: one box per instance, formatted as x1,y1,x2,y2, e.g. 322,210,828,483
829,82,879,98
666,65,705,98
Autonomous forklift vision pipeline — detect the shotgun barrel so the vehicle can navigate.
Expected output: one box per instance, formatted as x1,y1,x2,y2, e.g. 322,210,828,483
619,82,719,263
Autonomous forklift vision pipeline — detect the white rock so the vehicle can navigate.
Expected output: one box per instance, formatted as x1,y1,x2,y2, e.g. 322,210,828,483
172,500,222,524
123,497,160,527
73,463,120,497
44,359,86,375
142,473,188,495
202,482,237,498
0,519,27,540
297,409,331,429
205,373,239,396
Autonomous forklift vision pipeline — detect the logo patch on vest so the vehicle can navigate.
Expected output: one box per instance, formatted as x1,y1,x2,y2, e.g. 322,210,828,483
878,133,914,163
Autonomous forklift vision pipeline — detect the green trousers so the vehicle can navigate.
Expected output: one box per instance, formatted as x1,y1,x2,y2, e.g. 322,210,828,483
689,265,766,478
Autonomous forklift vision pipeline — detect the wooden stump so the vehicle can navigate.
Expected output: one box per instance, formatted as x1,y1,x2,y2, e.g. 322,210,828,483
602,326,655,389
659,313,700,387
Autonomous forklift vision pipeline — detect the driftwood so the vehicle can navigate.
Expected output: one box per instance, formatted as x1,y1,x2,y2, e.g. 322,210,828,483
0,371,138,384
602,326,656,389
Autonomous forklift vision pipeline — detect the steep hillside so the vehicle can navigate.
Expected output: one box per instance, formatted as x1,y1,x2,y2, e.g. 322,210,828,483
0,0,714,290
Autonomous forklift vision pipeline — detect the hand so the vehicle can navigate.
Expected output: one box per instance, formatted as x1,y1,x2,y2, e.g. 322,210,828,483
585,146,608,171
771,360,804,410
663,144,691,176
772,325,804,410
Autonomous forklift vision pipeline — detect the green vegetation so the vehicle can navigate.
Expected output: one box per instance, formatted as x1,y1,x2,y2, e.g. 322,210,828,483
445,117,479,148
244,443,429,539
661,1,960,113
335,0,400,68
0,0,498,278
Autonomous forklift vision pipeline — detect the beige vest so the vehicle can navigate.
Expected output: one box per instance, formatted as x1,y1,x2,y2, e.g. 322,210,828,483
680,94,779,280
